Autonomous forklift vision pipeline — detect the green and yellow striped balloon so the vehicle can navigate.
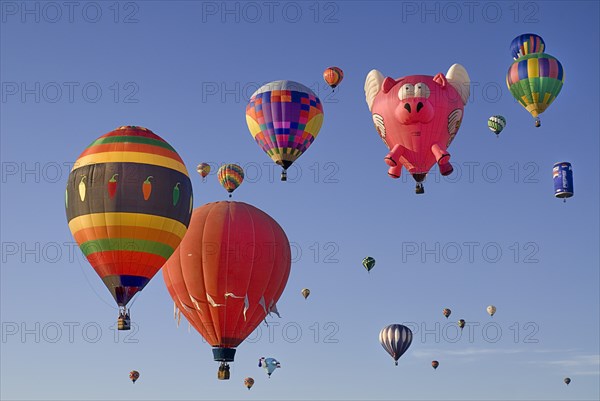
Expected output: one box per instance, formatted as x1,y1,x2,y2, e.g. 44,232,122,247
65,126,193,307
217,164,244,197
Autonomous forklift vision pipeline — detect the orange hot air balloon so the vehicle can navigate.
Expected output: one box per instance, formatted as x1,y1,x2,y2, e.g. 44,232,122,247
431,360,439,370
163,201,291,378
323,66,344,90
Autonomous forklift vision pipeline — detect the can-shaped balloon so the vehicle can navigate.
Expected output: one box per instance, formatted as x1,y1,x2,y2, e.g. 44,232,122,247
553,162,573,199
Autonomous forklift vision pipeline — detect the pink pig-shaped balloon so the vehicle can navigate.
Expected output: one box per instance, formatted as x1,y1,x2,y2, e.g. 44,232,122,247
365,64,470,193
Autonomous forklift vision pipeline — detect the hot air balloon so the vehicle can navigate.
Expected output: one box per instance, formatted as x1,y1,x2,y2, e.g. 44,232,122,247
458,319,466,330
363,257,375,273
197,163,211,180
506,34,564,127
488,115,506,137
246,80,324,181
323,66,344,90
431,360,439,370
510,33,545,60
259,357,281,378
163,201,291,379
301,288,310,299
443,308,452,319
129,370,140,383
365,64,470,194
553,162,573,202
564,377,571,385
379,324,413,366
217,164,244,197
487,305,497,317
244,377,255,390
66,126,193,329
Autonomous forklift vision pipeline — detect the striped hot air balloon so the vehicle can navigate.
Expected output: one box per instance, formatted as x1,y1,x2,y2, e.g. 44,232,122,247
506,34,564,127
246,80,324,181
510,33,545,60
379,324,413,366
217,164,244,197
65,126,193,329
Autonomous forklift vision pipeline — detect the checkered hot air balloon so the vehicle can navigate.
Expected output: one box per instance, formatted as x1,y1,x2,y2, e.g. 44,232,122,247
65,126,193,329
246,80,324,181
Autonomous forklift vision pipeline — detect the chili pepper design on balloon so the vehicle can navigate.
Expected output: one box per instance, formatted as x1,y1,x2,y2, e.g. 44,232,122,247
108,174,118,199
142,176,153,200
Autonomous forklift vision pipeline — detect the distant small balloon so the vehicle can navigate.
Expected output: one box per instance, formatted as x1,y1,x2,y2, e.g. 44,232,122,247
363,257,376,272
129,370,140,384
259,357,281,377
244,377,254,389
443,308,451,319
323,66,344,90
431,360,439,370
197,163,211,179
564,377,571,385
488,115,506,136
487,305,497,317
217,164,244,197
301,288,310,299
458,319,466,330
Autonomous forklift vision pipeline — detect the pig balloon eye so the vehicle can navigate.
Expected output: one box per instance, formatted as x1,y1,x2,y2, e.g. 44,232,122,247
398,84,415,101
414,83,430,99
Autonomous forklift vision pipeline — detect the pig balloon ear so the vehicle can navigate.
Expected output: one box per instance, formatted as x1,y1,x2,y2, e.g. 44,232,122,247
446,64,471,105
382,77,397,94
433,73,447,87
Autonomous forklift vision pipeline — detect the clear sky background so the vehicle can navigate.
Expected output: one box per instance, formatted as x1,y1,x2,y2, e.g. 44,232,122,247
1,1,599,400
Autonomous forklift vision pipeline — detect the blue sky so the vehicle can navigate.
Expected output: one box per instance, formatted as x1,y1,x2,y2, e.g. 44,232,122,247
1,1,599,400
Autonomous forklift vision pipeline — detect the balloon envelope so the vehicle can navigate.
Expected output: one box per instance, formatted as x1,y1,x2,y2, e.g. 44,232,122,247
564,377,571,385
323,67,344,89
259,357,281,377
197,163,211,178
163,201,291,361
487,305,497,316
244,377,254,389
506,53,564,125
129,370,140,383
488,115,506,136
363,257,375,272
443,308,451,318
379,324,413,365
431,360,439,369
245,81,324,178
65,126,193,308
301,288,310,299
217,164,244,195
510,33,545,59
